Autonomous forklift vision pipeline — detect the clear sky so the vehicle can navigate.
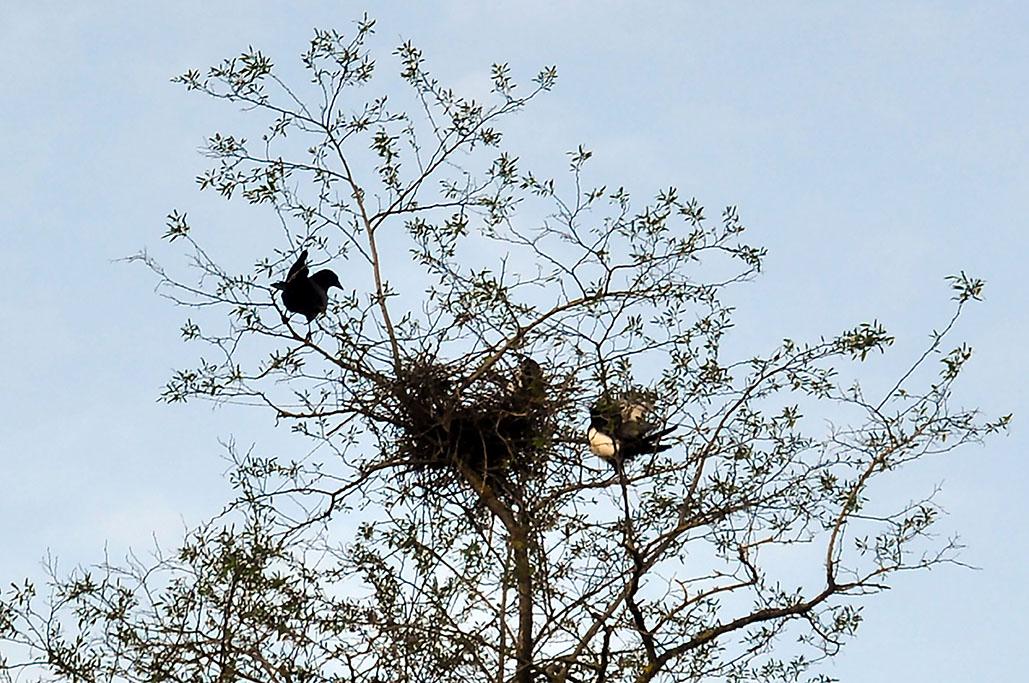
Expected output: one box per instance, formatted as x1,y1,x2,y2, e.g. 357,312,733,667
2,2,1026,679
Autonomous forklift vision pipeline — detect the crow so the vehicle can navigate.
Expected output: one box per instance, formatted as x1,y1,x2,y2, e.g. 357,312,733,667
506,355,545,404
272,249,342,322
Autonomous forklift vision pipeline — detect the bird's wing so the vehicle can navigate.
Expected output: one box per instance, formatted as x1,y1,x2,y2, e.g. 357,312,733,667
285,249,309,283
617,419,646,440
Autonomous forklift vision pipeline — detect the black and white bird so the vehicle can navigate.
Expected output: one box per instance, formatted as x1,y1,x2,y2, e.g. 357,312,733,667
588,396,676,469
272,249,342,322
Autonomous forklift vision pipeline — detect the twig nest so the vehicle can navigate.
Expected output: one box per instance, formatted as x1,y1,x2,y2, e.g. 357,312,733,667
391,355,555,492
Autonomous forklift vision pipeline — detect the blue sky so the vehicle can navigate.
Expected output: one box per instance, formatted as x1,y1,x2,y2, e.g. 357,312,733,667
1,2,1026,679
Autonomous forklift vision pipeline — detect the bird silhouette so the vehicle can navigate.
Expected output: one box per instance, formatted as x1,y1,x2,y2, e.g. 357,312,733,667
506,355,545,406
588,396,676,469
495,354,549,456
272,249,342,322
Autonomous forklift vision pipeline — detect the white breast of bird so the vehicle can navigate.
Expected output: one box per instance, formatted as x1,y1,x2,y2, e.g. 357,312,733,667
588,427,617,460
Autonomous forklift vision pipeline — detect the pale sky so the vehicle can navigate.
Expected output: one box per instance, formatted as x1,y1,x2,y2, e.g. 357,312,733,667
2,2,1027,680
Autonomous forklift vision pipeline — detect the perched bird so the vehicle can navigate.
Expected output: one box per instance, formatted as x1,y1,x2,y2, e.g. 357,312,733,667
501,354,548,440
588,396,676,469
506,355,545,405
272,249,342,322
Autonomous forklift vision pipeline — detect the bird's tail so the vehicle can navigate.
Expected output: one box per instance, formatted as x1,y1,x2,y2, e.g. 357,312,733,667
646,424,678,441
642,424,678,453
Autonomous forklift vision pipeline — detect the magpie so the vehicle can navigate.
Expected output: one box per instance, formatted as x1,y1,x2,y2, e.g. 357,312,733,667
587,396,676,468
272,249,342,322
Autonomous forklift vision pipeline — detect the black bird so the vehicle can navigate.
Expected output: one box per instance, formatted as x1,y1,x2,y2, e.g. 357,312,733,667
272,249,342,322
501,355,548,435
506,355,545,405
588,396,676,469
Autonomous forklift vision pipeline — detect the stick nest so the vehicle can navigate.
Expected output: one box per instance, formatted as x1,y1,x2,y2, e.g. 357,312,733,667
390,355,557,493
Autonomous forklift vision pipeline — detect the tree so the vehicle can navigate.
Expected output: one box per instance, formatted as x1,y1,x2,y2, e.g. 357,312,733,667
0,16,1009,683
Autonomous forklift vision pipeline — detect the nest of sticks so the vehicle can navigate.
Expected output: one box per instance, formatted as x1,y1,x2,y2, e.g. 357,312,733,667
390,354,556,494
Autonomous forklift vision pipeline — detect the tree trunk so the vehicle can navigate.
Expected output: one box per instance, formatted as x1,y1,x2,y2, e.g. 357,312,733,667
512,503,533,683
